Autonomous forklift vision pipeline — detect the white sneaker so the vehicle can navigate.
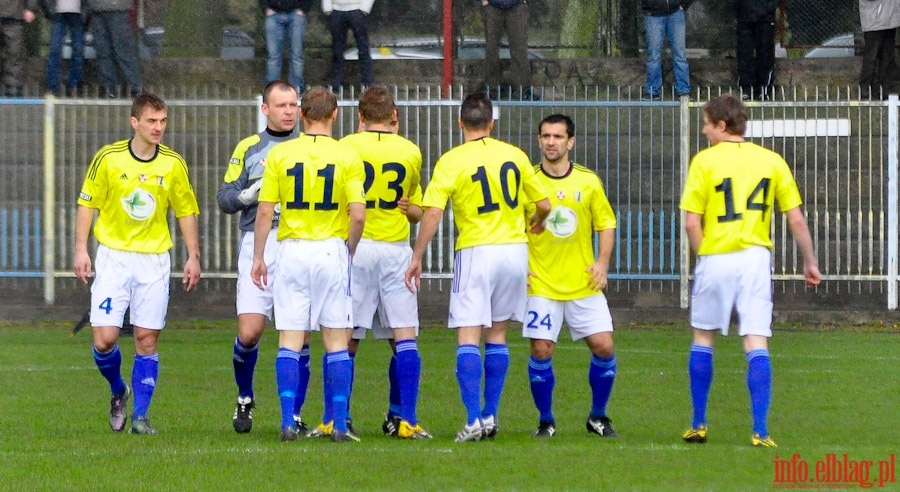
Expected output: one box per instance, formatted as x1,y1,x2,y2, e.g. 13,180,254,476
482,414,498,438
454,418,485,442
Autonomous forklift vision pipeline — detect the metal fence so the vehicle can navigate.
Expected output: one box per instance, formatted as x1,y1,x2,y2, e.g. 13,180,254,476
1,87,896,308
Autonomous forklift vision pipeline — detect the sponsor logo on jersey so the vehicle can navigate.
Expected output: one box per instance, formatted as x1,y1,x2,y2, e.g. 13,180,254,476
546,205,578,238
121,188,157,221
79,192,92,201
119,173,128,180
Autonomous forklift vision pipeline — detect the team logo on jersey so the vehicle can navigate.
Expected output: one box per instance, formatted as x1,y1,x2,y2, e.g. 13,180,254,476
139,174,148,183
121,188,157,221
546,204,578,238
157,176,164,185
557,190,566,200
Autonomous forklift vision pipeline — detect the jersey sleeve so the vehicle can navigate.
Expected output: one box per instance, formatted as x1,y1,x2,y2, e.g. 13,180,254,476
170,156,200,218
407,147,424,206
521,157,549,204
773,158,803,212
77,150,109,209
591,177,617,231
421,158,452,210
344,151,366,205
258,145,282,204
679,156,708,214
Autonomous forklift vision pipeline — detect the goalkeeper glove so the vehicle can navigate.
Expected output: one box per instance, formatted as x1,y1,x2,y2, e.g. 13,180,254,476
237,179,262,206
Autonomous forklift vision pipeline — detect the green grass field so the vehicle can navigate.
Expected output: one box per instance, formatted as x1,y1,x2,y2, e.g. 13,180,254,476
0,320,898,491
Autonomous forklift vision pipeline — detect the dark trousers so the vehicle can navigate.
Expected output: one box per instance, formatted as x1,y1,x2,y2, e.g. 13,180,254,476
484,2,530,89
860,29,898,96
329,9,373,89
0,19,26,92
91,11,143,97
736,20,775,97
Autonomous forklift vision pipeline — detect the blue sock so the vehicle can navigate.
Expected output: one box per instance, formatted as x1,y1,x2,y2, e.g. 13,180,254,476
387,354,400,417
589,354,617,419
396,339,421,425
482,343,509,419
327,351,352,433
456,344,482,425
275,348,300,429
131,353,159,419
528,355,555,423
292,344,310,419
93,345,126,397
321,353,333,424
232,337,258,400
688,344,714,428
746,349,772,437
347,351,356,422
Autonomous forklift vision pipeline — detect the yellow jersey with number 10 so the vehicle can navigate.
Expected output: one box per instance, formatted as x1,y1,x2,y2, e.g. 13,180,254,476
680,141,803,256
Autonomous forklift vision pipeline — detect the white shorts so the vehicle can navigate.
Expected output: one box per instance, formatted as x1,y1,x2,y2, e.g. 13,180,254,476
273,237,353,331
523,294,614,342
449,243,528,328
351,316,417,340
351,239,419,330
236,229,280,318
91,244,170,330
690,246,773,337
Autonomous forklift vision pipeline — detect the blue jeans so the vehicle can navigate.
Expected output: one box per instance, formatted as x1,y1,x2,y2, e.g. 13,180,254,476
265,10,307,92
329,10,373,89
47,13,85,94
644,9,690,96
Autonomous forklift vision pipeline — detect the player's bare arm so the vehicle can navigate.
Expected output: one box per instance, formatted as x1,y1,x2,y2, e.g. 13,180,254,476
347,202,366,257
177,214,202,292
398,197,424,224
784,206,822,286
529,197,551,234
73,205,95,284
587,228,615,291
405,206,443,293
251,201,275,289
684,211,704,254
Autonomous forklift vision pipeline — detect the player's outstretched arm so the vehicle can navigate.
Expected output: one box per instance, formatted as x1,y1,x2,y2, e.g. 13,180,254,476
251,202,276,289
73,205,95,284
405,206,442,293
347,202,366,257
784,206,822,286
529,198,551,234
587,228,615,291
177,214,202,292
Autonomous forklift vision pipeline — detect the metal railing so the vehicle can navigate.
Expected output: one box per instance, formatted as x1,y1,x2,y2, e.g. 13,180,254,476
1,87,896,308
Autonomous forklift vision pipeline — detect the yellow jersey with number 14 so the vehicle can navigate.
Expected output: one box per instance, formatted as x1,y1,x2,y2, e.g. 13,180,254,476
340,131,423,242
77,140,199,254
526,163,617,300
422,137,548,250
260,133,366,241
680,141,802,256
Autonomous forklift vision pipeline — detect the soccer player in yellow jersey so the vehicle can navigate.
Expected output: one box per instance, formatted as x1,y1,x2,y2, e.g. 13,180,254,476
523,114,619,439
679,94,821,448
251,86,366,443
405,92,551,442
73,94,201,436
217,81,312,434
339,86,430,439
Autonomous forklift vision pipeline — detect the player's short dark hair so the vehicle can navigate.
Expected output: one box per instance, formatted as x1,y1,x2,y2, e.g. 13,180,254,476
459,92,493,131
131,93,166,119
300,86,337,122
538,114,575,138
263,80,297,104
704,94,747,136
358,86,395,124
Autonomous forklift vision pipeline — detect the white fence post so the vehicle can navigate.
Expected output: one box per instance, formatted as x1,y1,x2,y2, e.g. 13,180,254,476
43,96,56,305
888,94,898,310
679,96,691,309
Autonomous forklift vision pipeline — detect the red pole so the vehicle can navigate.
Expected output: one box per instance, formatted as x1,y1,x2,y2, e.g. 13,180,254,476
442,0,453,96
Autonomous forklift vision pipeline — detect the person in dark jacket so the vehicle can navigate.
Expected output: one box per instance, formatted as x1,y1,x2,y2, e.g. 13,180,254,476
0,0,37,97
641,0,693,100
859,0,900,99
736,0,777,100
261,0,313,93
85,0,143,98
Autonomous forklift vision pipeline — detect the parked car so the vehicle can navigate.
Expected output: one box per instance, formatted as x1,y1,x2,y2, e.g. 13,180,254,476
63,26,255,60
343,37,545,60
804,33,854,58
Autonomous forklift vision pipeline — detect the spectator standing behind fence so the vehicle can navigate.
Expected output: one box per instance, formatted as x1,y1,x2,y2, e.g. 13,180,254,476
859,0,900,99
41,0,85,97
736,0,777,101
482,0,534,100
641,0,692,101
0,0,37,97
86,0,143,98
322,0,374,91
262,0,312,93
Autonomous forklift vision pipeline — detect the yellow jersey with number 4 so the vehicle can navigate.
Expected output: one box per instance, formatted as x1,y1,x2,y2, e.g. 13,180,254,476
526,163,617,300
340,131,423,242
77,140,199,254
260,134,366,241
422,137,548,250
680,141,802,256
